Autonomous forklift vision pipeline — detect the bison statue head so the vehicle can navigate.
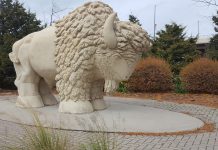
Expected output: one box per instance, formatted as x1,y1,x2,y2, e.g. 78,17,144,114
95,13,151,83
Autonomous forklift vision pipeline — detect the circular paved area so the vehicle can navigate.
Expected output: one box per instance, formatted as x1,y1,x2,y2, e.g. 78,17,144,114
0,96,204,133
0,95,218,150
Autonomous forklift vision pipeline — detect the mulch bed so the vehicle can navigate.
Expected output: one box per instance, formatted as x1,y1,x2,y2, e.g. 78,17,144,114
0,90,18,96
119,122,214,136
113,92,218,109
2,90,218,109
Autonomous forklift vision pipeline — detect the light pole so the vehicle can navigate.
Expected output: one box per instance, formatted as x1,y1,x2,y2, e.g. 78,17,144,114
0,1,3,31
197,20,200,37
153,4,157,41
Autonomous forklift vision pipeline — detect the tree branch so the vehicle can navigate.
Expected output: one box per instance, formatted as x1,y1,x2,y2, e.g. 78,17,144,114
50,0,68,25
193,0,218,6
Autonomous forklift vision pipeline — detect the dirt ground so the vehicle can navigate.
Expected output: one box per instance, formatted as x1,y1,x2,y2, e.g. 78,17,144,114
1,90,218,109
0,90,18,96
113,92,218,109
120,122,214,136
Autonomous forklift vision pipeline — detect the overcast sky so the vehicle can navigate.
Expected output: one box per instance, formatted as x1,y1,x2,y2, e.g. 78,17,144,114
18,0,217,38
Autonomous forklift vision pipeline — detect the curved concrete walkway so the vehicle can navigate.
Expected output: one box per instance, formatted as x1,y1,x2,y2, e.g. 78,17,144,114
0,95,218,150
0,96,204,133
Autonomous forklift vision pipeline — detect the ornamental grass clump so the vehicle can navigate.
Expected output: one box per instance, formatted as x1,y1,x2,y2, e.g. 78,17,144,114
77,115,119,150
127,57,173,92
5,112,70,150
79,132,116,150
181,58,218,94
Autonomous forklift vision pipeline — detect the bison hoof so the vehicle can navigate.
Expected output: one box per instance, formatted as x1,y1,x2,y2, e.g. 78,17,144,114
41,94,58,106
91,99,107,110
58,100,94,114
16,95,44,108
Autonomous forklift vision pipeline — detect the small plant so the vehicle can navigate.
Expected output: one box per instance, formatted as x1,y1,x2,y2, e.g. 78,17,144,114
181,58,218,94
5,112,70,150
117,82,127,93
76,115,119,150
173,75,187,94
79,132,116,150
6,104,119,150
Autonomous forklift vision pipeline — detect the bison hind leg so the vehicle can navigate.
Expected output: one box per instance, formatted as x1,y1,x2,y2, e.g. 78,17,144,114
16,58,44,108
39,79,58,106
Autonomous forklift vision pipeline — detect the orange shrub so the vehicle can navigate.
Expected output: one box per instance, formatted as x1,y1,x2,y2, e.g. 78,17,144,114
181,58,218,94
127,57,173,92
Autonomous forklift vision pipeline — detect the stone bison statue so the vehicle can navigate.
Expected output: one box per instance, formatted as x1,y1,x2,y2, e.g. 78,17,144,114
9,1,151,114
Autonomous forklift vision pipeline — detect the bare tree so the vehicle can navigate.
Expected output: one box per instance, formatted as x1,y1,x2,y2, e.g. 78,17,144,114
193,0,218,6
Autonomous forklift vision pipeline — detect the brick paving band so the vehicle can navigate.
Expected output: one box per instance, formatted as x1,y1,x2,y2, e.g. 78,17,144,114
0,96,218,150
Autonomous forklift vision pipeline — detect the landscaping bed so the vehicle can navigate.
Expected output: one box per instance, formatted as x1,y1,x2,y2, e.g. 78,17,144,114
113,92,218,109
1,90,218,109
0,90,17,96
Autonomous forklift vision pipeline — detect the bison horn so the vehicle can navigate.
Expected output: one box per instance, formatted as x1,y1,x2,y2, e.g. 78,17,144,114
103,13,117,49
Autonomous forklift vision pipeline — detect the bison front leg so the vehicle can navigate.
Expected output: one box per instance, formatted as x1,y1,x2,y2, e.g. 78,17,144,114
91,80,107,110
58,80,94,114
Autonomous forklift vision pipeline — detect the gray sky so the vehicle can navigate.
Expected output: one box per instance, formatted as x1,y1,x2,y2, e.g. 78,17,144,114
18,0,217,38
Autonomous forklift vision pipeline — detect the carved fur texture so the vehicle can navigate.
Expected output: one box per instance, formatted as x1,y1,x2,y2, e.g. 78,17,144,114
55,1,150,101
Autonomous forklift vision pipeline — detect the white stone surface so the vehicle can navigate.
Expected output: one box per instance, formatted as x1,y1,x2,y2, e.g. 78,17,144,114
0,97,204,133
9,1,151,114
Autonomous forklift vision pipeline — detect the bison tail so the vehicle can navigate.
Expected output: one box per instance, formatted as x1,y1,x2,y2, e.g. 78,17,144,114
9,40,23,64
9,51,19,63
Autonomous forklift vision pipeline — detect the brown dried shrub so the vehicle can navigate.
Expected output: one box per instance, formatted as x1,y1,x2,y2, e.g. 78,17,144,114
180,58,218,94
127,57,173,92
